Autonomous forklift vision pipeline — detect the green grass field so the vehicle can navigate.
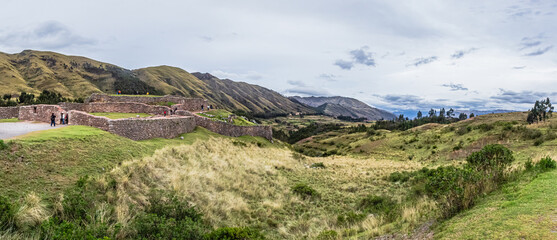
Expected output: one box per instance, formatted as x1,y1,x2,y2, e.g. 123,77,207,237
89,112,153,119
0,125,271,202
197,109,256,126
0,118,19,123
436,169,557,239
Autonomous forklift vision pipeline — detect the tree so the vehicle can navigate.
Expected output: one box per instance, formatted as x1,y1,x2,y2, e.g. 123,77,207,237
469,113,475,118
417,111,422,119
2,94,10,100
527,98,554,124
447,108,455,118
458,113,467,120
18,92,35,104
428,109,436,118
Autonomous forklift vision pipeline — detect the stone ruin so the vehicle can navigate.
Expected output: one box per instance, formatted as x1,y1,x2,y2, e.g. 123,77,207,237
0,94,272,141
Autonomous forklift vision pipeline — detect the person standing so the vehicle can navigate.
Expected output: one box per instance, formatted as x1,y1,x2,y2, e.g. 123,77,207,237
65,113,69,125
50,113,56,127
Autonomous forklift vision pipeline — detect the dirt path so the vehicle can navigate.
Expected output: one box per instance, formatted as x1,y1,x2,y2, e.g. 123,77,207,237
0,122,67,139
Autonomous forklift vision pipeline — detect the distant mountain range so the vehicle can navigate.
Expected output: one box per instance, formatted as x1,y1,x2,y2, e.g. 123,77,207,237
0,50,313,115
0,50,397,118
289,96,396,120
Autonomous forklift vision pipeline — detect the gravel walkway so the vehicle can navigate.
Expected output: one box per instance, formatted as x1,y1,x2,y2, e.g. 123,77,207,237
0,122,67,139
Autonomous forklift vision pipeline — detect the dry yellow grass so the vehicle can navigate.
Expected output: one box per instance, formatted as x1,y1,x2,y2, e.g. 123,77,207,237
103,138,426,238
15,192,49,230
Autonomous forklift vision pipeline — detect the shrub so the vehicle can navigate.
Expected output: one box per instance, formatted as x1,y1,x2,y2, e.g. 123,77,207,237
358,195,398,220
388,171,410,183
523,128,543,140
456,126,469,135
291,183,319,199
132,191,206,239
534,138,544,146
39,217,113,240
0,140,7,151
310,162,326,169
536,157,557,171
466,144,514,171
366,128,378,136
0,195,15,231
60,176,97,221
453,141,464,151
525,159,534,171
205,227,264,240
476,123,494,132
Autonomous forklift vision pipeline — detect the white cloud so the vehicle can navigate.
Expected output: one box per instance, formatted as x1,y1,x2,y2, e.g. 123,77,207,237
0,0,555,112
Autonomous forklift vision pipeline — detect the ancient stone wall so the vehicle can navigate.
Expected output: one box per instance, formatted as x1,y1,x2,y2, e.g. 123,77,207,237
109,117,196,140
86,93,208,112
18,105,65,123
186,113,271,140
174,110,272,140
68,110,110,131
0,107,19,119
59,102,87,112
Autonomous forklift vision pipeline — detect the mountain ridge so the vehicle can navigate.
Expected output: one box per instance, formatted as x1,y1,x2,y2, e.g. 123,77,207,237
289,96,396,120
0,50,314,115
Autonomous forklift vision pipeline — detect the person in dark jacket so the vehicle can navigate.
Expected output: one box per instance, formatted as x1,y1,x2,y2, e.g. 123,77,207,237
50,113,56,127
65,114,69,125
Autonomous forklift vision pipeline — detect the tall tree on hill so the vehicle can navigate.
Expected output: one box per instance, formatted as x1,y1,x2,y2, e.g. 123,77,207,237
458,113,467,120
417,111,422,119
470,113,475,118
447,108,455,118
527,98,554,124
428,109,436,118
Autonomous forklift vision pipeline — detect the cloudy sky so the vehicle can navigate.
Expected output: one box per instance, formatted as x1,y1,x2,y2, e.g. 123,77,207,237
1,0,556,115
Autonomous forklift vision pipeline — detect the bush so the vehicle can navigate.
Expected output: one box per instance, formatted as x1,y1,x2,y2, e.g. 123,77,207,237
366,128,378,136
310,162,326,169
60,176,98,221
358,195,398,220
456,126,469,135
534,138,544,146
466,144,514,171
0,140,7,151
388,171,410,183
476,123,494,132
132,191,206,239
536,157,557,171
0,196,15,231
39,217,114,240
291,183,319,199
453,141,464,151
205,227,264,240
523,128,543,140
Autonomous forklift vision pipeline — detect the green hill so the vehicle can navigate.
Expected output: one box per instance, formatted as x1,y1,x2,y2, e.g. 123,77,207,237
0,50,314,115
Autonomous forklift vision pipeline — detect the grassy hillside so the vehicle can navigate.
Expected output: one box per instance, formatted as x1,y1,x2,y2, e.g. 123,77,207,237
436,169,557,239
0,50,314,115
2,111,557,239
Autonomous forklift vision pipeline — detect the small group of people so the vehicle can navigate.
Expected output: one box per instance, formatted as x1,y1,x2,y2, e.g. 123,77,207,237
201,105,213,111
163,108,180,116
50,112,69,127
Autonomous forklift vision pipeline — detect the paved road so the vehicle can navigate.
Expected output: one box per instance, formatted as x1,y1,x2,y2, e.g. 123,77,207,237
0,122,67,139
